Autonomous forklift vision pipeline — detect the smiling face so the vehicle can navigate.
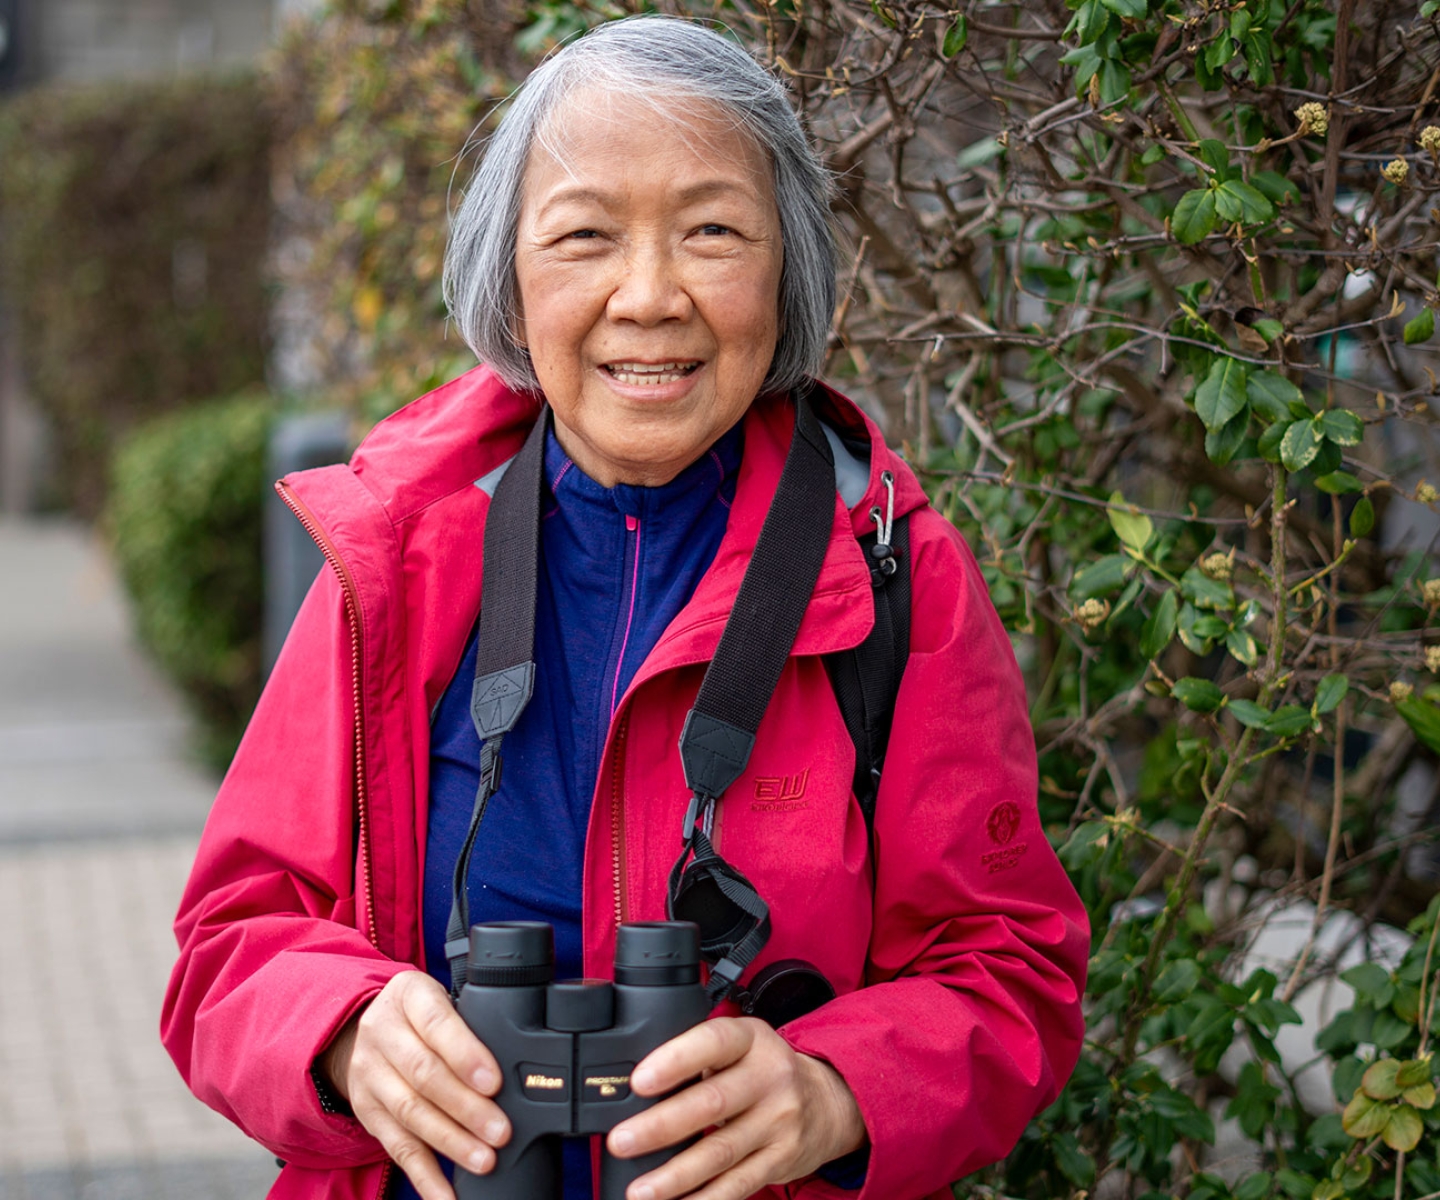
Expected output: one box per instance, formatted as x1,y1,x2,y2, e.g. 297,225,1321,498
514,91,784,487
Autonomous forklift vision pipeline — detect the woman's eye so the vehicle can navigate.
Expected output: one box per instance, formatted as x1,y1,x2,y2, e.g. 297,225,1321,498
567,229,600,240
698,223,733,236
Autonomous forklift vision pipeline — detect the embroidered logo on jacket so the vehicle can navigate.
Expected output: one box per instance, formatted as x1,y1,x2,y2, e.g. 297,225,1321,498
982,800,1027,872
751,769,810,812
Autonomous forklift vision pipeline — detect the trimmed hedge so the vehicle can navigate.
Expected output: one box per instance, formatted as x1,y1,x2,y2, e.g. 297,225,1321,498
106,394,273,767
0,73,271,514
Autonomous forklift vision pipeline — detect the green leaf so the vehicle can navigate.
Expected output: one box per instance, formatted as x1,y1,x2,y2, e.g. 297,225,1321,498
1198,138,1230,178
1215,179,1275,225
1226,628,1259,666
1173,189,1219,244
1059,820,1110,869
1071,553,1132,600
1206,411,1250,465
1314,470,1364,494
1139,143,1165,166
1172,677,1225,713
1396,693,1440,753
1095,59,1131,105
1181,566,1234,610
1141,589,1179,659
1098,0,1147,17
1247,371,1304,422
1052,1132,1095,1187
1382,1104,1423,1152
1362,1058,1404,1100
1350,496,1375,538
1251,171,1300,204
1318,409,1364,446
1315,674,1348,714
1196,357,1250,431
1280,417,1322,471
1372,1009,1413,1049
1252,317,1284,342
1341,1089,1390,1139
1108,491,1154,552
1405,306,1435,345
1395,1058,1432,1088
1403,1080,1436,1109
1154,958,1203,1002
1339,1157,1373,1192
956,137,1005,169
1257,419,1290,463
1265,705,1313,738
941,13,968,57
1229,698,1271,728
1235,1174,1269,1200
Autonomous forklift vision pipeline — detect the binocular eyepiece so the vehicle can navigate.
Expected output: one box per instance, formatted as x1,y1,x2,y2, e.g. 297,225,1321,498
454,920,710,1200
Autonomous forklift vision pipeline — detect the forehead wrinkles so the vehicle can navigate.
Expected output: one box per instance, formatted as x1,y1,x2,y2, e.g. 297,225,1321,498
525,88,775,200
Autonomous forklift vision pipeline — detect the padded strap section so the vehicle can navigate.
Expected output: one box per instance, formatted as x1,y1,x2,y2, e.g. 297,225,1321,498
680,389,835,796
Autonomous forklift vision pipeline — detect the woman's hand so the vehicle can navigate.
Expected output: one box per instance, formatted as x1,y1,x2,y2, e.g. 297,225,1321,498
606,1017,866,1200
321,971,510,1200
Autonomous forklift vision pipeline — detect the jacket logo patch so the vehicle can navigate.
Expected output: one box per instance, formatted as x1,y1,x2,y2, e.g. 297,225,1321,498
752,769,809,812
986,800,1021,846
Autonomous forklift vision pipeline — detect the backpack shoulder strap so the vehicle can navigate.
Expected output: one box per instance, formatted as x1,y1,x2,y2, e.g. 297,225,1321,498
825,487,911,836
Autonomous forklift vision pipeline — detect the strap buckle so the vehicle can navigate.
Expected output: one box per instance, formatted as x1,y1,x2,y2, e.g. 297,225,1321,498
681,791,714,844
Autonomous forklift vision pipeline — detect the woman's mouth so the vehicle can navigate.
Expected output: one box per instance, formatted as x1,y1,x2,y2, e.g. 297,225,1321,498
603,361,701,386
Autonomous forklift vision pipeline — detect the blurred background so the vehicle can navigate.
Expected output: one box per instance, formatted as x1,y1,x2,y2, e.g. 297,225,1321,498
4,1,1440,1198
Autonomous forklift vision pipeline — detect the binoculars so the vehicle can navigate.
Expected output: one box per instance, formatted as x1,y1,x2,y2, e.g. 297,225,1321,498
454,920,710,1200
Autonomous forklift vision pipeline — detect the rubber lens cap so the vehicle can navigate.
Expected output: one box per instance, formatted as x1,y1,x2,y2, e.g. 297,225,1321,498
546,980,614,1031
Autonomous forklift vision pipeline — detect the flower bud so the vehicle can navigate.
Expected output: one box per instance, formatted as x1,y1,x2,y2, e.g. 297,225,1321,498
1391,680,1414,703
1383,158,1410,184
1294,102,1329,137
1418,481,1439,505
1423,126,1440,154
1426,646,1440,674
1422,578,1440,608
1075,598,1110,631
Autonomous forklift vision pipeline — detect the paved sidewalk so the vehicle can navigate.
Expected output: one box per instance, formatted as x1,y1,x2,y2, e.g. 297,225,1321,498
0,519,279,1199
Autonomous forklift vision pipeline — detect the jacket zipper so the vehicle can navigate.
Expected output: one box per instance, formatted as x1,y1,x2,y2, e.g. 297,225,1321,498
275,480,380,954
610,710,630,927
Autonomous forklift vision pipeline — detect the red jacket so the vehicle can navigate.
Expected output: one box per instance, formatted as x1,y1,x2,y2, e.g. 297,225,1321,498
161,366,1088,1200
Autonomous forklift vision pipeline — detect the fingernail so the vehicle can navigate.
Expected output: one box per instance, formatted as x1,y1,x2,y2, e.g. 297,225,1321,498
472,1067,497,1092
631,1066,656,1092
484,1119,507,1144
611,1127,635,1154
468,1147,490,1173
631,1184,655,1200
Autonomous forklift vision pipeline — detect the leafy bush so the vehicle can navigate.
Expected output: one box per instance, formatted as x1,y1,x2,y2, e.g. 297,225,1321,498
106,395,273,767
0,74,271,514
272,2,1440,1196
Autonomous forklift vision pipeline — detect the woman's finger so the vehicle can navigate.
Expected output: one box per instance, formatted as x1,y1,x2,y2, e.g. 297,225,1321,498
622,1105,785,1200
396,973,504,1095
610,1055,772,1159
629,1017,758,1096
362,1104,460,1200
354,1057,500,1177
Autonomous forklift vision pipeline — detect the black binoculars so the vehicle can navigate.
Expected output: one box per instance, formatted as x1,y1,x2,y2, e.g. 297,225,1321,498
454,920,710,1200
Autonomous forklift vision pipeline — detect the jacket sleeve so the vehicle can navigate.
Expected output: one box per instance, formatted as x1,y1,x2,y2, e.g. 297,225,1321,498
160,567,409,1168
779,509,1089,1200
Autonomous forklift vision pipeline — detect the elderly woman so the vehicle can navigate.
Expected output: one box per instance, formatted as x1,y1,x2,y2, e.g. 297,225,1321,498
162,16,1087,1200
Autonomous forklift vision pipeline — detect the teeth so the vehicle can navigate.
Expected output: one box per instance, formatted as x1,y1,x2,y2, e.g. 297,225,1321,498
607,362,696,385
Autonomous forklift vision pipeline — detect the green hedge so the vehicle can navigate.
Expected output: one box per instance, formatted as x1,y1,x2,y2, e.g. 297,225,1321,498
107,394,273,767
0,74,271,515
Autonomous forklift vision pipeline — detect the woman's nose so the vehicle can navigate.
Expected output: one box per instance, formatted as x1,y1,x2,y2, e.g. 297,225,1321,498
607,245,692,325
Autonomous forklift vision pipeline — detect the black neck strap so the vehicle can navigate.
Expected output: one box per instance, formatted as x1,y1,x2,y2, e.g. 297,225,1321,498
447,391,836,1000
444,408,547,994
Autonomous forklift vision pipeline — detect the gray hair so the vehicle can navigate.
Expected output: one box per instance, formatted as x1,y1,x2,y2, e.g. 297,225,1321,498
442,16,836,395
